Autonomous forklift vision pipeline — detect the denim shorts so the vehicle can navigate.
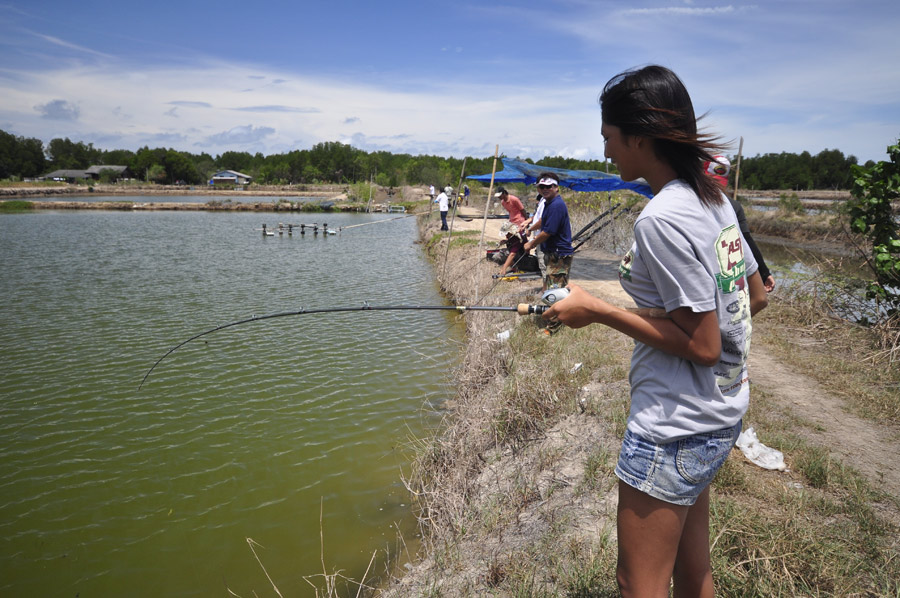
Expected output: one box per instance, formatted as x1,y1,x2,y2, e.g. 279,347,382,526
614,421,742,506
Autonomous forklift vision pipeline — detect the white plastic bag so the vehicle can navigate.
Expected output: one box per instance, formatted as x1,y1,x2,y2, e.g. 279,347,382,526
735,426,787,471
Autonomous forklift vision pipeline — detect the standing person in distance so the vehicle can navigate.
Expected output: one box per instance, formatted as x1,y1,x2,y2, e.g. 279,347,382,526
523,172,573,334
520,191,547,277
706,155,776,293
544,65,768,597
435,186,451,231
495,187,528,226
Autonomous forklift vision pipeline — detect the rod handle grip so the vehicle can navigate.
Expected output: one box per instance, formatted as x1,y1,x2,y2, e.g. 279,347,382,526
517,304,547,315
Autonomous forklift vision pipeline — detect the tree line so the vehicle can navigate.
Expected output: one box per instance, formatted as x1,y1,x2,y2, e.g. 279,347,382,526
0,128,873,190
737,149,866,190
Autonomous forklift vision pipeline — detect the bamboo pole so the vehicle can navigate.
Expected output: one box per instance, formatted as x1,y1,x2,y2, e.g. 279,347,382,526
365,171,375,213
479,145,500,248
732,136,744,202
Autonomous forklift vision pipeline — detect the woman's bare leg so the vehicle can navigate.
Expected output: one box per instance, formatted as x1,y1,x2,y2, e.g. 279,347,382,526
616,480,690,598
673,486,714,598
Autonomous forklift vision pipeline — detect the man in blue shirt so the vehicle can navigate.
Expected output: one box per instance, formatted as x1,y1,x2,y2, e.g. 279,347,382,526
523,172,573,333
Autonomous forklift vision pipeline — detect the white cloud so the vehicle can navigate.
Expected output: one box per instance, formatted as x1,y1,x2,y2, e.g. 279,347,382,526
1,5,897,165
205,125,275,146
619,5,743,17
34,99,80,121
231,105,319,113
168,101,213,108
29,31,113,59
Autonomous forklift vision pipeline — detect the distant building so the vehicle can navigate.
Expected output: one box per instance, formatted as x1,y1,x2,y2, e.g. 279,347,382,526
85,165,132,181
209,170,253,186
39,169,91,183
39,165,132,183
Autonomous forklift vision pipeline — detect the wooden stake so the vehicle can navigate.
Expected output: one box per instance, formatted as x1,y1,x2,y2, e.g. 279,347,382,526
732,136,744,202
479,145,500,248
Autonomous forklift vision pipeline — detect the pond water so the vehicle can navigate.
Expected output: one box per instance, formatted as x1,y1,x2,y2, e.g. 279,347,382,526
0,207,463,596
755,238,882,321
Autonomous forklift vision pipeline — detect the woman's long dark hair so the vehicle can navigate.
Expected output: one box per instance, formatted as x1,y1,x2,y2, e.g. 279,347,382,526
600,65,728,207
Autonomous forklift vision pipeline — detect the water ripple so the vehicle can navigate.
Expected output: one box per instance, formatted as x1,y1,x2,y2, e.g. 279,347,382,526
0,210,460,597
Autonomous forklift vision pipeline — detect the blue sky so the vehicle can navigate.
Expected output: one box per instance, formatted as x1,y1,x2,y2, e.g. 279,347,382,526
1,0,898,164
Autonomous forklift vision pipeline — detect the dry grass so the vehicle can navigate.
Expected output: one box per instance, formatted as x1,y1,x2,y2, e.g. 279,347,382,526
755,288,900,423
382,212,900,597
747,207,846,244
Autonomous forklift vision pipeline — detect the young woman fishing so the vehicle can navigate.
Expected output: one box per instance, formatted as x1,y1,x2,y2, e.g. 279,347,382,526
544,65,768,597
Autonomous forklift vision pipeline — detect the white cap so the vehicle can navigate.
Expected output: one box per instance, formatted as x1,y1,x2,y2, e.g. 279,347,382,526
537,176,559,186
498,222,516,238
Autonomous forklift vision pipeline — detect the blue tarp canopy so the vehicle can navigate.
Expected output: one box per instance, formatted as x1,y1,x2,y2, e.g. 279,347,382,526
467,158,653,198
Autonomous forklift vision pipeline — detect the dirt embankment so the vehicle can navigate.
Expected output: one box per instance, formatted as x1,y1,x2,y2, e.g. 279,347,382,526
0,183,348,198
383,210,900,596
739,189,852,200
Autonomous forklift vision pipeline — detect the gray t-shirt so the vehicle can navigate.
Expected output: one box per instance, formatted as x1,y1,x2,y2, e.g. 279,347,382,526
617,179,758,443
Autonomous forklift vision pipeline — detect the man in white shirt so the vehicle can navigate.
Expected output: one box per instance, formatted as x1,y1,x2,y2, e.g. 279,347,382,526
435,186,451,230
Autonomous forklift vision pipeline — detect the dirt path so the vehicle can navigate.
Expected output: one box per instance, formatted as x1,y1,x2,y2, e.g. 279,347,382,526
448,212,900,513
568,247,900,519
748,350,900,512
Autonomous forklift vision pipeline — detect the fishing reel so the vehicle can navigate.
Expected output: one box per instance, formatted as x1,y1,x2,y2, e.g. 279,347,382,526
541,286,570,306
516,286,570,315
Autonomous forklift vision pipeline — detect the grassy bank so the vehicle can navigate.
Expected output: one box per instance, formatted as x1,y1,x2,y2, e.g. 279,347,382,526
0,200,34,211
381,209,900,597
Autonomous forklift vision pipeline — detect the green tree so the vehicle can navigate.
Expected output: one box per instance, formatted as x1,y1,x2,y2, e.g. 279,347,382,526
0,130,47,179
164,150,202,184
147,164,167,184
46,137,100,169
99,148,136,167
848,141,900,316
301,164,322,183
191,153,216,182
131,147,168,181
97,168,121,184
217,151,254,173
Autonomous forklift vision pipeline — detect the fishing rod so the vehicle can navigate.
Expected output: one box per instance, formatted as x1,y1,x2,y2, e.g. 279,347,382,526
572,207,630,252
572,203,621,241
492,272,542,280
139,300,555,390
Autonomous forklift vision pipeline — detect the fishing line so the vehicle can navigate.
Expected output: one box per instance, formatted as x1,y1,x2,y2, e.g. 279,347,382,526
337,213,417,231
139,301,551,390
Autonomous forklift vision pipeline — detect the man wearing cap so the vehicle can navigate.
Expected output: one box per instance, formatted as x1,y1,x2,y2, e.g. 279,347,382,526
706,156,776,293
495,187,528,226
435,186,451,230
523,173,573,333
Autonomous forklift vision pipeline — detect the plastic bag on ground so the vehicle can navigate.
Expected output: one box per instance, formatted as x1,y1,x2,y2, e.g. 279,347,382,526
735,426,787,471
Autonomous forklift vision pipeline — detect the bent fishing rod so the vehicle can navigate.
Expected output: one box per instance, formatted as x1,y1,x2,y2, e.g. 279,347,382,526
139,300,555,390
